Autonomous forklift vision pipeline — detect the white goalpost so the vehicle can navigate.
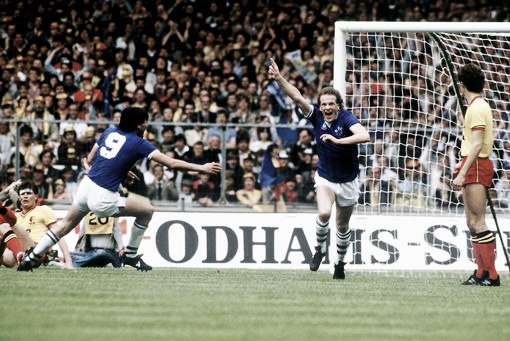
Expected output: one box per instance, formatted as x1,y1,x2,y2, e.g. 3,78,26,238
334,21,510,215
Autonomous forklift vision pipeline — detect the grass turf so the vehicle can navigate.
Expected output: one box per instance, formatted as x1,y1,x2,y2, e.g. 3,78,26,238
1,268,509,341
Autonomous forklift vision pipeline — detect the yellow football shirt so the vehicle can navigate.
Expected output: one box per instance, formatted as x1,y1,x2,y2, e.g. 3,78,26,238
16,205,58,242
461,97,493,158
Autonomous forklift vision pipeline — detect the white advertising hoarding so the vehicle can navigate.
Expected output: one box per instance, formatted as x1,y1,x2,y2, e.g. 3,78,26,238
56,211,510,271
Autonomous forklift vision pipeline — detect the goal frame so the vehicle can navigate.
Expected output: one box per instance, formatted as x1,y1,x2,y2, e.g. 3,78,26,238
334,21,510,99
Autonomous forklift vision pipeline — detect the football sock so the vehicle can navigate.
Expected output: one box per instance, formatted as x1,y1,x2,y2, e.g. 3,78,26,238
336,229,351,264
4,230,24,264
472,230,498,280
28,230,60,265
315,216,329,254
471,238,485,278
471,230,498,280
470,231,485,278
125,222,148,258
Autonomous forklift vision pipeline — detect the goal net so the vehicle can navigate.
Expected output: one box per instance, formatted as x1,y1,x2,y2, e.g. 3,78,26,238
334,22,510,215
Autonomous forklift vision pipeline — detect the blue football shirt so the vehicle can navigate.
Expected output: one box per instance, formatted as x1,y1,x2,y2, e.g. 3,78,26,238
307,105,360,183
87,127,157,192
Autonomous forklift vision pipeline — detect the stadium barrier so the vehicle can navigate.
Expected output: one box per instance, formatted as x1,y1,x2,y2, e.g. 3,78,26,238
55,210,510,271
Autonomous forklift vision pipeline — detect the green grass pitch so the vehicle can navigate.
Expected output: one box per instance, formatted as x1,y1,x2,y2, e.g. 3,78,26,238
2,268,509,341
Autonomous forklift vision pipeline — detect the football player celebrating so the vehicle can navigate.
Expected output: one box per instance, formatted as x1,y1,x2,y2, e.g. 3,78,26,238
268,58,370,279
19,106,221,271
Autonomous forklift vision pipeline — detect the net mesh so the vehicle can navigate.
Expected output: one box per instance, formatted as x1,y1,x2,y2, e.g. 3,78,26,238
343,31,510,215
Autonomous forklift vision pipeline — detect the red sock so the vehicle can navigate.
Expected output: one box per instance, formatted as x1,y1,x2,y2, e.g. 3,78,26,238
4,230,24,264
471,242,485,278
0,207,17,226
479,241,498,280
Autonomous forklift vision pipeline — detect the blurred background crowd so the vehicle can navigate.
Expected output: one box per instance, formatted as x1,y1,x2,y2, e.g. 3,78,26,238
0,0,509,211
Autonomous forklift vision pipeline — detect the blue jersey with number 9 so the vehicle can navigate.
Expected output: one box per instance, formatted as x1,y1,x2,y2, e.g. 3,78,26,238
87,127,157,192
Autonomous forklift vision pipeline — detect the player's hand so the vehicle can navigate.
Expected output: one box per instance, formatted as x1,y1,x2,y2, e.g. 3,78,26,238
320,134,338,144
126,170,140,185
453,161,462,174
201,162,222,174
267,58,280,79
451,174,464,191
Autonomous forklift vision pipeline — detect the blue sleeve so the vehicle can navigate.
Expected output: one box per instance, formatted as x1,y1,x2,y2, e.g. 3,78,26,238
138,138,157,158
344,110,360,129
309,106,320,128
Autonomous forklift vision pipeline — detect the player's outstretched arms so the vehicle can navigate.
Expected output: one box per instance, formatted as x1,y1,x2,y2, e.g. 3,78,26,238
267,58,310,115
152,151,221,174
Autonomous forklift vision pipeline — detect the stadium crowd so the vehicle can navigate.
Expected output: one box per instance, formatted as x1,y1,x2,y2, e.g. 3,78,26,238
0,0,509,211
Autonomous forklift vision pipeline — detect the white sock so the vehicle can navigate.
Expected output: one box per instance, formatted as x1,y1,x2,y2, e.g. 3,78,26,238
315,216,329,254
29,230,59,264
125,222,148,257
336,229,351,264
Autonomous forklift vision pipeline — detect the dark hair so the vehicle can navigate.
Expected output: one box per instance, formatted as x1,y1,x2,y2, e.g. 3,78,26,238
18,180,38,195
458,63,485,93
20,124,33,136
318,87,344,109
119,106,148,132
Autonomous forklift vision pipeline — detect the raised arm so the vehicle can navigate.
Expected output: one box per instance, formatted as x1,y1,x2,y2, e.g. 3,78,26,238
268,58,311,115
151,150,221,174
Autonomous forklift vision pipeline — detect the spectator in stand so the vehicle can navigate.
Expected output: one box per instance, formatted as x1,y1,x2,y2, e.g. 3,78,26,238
29,95,59,143
146,164,178,202
297,168,317,204
236,130,254,166
495,162,510,208
0,121,13,167
187,141,208,166
282,179,299,204
206,108,237,149
224,171,238,203
61,167,78,200
32,164,50,199
249,127,273,154
192,173,217,207
81,126,97,153
236,173,262,209
276,149,296,183
57,127,84,167
50,178,69,202
59,102,89,139
226,151,243,190
10,125,41,168
178,179,194,208
359,166,393,206
160,127,176,152
290,128,316,167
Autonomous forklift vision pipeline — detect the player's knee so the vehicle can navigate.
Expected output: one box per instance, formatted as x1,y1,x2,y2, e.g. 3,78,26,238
466,218,482,231
317,211,331,222
144,204,155,219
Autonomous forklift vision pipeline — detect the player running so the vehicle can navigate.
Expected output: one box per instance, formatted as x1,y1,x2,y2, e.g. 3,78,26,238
268,58,370,279
18,106,221,271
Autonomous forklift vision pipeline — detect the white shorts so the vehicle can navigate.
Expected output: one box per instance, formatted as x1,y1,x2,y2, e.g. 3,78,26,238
314,173,359,207
73,176,126,218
